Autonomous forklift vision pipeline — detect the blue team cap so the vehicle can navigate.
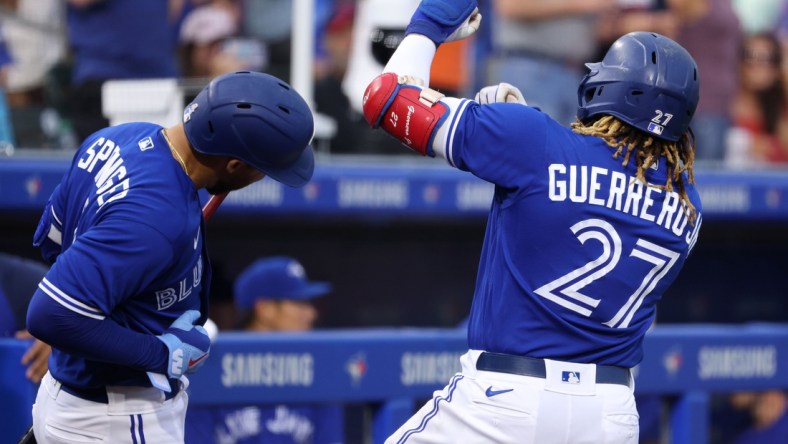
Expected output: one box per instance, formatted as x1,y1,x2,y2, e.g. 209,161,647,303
234,256,331,308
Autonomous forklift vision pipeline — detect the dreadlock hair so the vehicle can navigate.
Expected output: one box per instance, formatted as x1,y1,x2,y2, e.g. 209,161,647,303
570,115,697,225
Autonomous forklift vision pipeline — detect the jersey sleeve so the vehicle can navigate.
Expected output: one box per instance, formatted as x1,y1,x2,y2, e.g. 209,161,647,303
432,100,549,190
40,215,175,317
33,182,68,264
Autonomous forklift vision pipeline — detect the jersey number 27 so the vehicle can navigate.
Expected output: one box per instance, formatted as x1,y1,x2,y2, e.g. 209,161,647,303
534,218,680,328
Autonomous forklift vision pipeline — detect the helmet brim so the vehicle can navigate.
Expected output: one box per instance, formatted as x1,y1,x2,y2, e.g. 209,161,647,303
260,144,315,187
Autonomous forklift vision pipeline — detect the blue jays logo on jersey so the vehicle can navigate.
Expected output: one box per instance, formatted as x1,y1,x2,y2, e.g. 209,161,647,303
562,371,581,384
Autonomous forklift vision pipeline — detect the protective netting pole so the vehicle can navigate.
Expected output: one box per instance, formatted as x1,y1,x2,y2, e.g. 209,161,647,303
291,0,315,111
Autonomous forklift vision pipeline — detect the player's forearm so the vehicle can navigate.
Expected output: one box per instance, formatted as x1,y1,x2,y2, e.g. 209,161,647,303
383,34,436,88
364,0,479,158
27,290,167,373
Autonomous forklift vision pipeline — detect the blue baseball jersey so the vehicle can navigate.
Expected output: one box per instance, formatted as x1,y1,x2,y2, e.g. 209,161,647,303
32,122,210,388
185,403,344,444
436,101,702,367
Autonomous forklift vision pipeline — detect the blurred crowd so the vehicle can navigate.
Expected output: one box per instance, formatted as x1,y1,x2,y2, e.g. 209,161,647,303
0,0,787,166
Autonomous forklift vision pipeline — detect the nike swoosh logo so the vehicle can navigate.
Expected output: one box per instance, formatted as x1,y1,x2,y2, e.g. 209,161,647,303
193,226,200,249
189,353,208,367
485,386,514,397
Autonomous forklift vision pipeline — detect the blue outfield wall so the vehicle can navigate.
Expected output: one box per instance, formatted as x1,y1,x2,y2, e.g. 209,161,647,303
3,157,788,221
1,323,787,444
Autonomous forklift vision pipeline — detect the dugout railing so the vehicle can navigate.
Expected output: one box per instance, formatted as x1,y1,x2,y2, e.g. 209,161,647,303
1,324,787,444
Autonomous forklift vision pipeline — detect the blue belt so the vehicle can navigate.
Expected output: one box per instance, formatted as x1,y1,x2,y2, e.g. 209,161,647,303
476,352,631,387
59,380,180,404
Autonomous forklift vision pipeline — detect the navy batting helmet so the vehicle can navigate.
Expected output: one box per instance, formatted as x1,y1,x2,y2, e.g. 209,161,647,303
577,32,699,142
183,71,315,187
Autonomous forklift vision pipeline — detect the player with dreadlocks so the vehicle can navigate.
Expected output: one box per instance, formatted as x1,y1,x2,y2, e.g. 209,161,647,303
571,115,698,226
361,0,702,440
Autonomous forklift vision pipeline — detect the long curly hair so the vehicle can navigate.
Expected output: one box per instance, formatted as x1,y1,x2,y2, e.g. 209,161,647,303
571,115,698,225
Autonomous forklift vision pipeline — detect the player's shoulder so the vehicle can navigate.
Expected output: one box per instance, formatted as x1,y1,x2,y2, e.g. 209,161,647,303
75,122,167,167
465,102,551,143
79,122,178,189
469,101,546,123
87,123,198,234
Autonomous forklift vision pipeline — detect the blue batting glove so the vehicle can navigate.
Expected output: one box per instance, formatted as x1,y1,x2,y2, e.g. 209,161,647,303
157,310,211,378
405,0,479,46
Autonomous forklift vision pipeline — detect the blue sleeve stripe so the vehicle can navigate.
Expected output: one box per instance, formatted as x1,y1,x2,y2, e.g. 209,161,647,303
49,207,63,227
47,206,63,245
50,205,63,226
446,99,471,168
47,224,62,245
39,278,105,320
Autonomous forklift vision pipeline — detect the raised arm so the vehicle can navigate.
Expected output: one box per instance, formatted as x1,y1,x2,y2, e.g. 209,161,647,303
362,0,481,156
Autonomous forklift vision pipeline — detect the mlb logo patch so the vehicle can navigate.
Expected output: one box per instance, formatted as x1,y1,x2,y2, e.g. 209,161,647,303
138,137,154,151
647,122,664,136
562,371,581,384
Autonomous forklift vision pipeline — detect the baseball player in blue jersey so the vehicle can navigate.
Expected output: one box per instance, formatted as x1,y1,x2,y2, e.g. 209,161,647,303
25,71,315,444
362,1,702,442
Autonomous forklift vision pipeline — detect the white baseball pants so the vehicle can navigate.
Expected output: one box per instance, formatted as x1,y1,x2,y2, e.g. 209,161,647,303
386,350,639,444
32,372,189,443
